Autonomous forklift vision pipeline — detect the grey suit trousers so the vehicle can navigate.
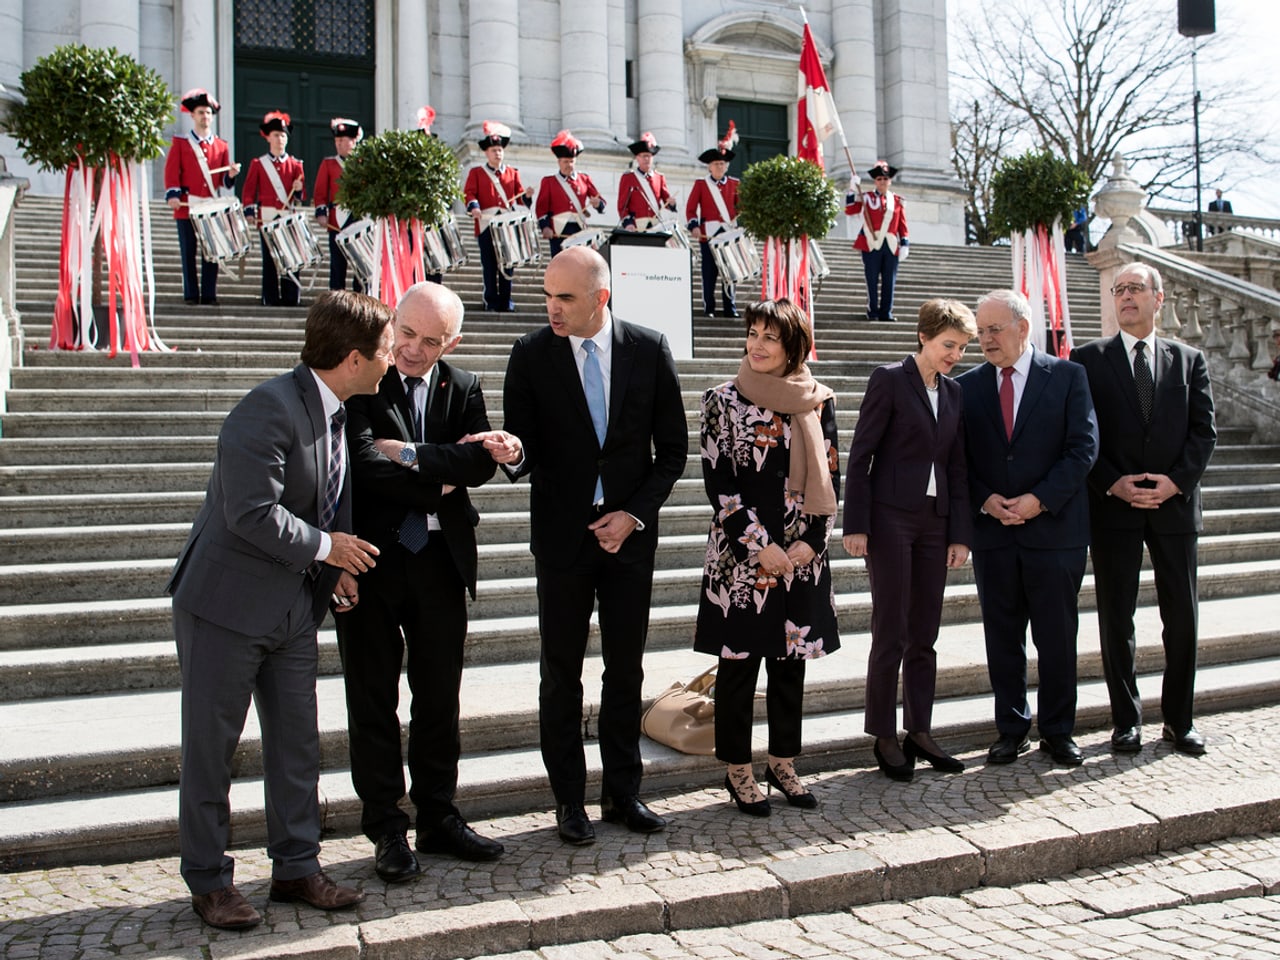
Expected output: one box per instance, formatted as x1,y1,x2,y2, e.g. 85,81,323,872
175,579,322,893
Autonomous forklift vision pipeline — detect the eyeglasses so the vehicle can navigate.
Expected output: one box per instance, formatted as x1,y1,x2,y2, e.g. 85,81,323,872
975,324,1009,339
1110,282,1148,297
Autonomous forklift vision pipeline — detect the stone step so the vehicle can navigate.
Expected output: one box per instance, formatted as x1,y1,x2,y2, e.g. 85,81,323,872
0,655,1272,869
2,558,1278,691
7,505,1280,568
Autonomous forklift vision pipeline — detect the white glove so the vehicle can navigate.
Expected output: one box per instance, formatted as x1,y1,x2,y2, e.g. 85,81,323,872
848,174,861,192
898,242,909,262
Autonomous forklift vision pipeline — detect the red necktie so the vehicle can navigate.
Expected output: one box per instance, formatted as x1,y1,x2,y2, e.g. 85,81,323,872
1000,367,1015,440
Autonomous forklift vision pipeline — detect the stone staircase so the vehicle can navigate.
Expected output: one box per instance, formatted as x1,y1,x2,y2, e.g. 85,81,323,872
2,194,1278,871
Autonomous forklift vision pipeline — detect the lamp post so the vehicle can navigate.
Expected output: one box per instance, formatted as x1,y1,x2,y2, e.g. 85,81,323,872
1178,1,1216,252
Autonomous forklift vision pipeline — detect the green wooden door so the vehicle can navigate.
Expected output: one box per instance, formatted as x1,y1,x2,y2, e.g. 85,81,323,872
234,0,376,197
716,100,790,177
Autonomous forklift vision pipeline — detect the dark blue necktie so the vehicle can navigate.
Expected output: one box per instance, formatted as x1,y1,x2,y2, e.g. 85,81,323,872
582,340,606,502
398,376,430,553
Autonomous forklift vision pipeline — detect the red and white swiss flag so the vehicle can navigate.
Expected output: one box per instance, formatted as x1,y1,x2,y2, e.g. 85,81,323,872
796,23,836,169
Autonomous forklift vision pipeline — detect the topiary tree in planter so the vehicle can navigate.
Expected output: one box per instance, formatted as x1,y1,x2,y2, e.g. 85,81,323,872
990,149,1092,356
337,124,462,306
736,154,840,335
6,44,172,359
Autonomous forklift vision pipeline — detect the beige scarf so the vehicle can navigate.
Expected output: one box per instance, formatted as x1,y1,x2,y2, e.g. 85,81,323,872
734,357,837,517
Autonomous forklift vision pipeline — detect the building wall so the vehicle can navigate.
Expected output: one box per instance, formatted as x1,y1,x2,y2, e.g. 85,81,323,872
0,0,966,243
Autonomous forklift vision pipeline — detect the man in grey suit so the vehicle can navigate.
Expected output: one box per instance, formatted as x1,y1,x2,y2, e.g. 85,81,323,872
167,291,393,929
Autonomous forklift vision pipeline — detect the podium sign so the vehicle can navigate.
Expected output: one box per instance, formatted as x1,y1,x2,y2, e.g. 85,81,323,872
608,242,693,359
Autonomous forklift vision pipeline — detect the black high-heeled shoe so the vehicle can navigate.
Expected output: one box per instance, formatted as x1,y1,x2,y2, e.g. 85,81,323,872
873,740,915,782
764,765,818,809
904,735,965,773
723,774,771,817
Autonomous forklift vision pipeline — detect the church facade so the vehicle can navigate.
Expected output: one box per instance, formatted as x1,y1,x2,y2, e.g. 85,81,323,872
0,0,965,242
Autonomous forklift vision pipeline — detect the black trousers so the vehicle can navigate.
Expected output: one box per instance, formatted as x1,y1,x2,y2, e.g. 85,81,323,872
714,656,806,764
698,240,737,316
536,543,654,805
477,228,513,310
1090,524,1199,734
972,544,1086,737
259,234,300,306
335,537,467,841
176,219,219,303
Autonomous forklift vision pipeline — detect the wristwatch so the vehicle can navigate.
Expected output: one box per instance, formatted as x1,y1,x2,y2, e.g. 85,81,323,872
398,446,417,466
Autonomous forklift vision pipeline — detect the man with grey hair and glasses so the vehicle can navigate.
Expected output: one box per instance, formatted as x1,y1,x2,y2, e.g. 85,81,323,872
1070,263,1216,756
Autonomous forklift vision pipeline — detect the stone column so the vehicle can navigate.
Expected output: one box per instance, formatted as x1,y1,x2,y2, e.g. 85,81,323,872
877,0,950,176
831,0,876,175
468,0,522,138
636,0,686,155
81,0,140,59
397,0,430,131
0,0,22,87
559,0,611,142
178,0,219,129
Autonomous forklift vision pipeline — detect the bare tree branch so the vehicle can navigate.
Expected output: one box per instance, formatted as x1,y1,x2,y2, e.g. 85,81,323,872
949,0,1279,231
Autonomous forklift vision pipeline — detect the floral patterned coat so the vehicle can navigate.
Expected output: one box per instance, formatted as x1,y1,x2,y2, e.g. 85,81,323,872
694,381,842,660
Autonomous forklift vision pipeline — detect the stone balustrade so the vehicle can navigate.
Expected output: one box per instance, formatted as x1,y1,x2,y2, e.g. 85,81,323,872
1147,206,1280,245
1117,240,1280,442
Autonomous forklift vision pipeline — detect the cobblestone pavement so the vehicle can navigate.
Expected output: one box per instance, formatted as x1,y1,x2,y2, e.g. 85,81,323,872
1,704,1278,958
475,835,1280,960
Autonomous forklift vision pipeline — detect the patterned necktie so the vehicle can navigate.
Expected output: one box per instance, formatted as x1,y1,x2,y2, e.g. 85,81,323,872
1133,340,1154,424
999,367,1015,441
320,406,345,531
398,376,430,553
582,339,607,502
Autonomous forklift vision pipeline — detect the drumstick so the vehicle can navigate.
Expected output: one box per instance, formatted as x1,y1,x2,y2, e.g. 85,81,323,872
207,165,235,175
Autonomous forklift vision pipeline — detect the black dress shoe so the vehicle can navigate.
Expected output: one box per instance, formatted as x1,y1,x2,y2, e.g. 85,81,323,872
200,297,219,306
416,814,504,861
986,733,1031,764
1110,726,1142,754
374,832,421,882
555,804,596,845
873,740,914,782
904,736,965,773
1163,724,1206,756
723,309,740,319
1039,734,1084,766
764,765,819,808
183,297,199,306
600,795,666,833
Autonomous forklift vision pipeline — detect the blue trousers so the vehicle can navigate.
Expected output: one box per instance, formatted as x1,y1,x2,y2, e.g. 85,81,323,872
176,219,219,303
861,246,900,320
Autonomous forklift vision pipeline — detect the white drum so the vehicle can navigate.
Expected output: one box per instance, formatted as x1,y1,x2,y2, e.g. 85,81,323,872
422,216,469,274
261,212,323,276
808,239,831,280
188,198,251,264
561,228,607,252
489,208,541,274
708,228,761,284
335,218,377,285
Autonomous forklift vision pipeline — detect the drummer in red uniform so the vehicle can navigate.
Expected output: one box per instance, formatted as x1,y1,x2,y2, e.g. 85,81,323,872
686,122,741,318
164,89,240,307
242,111,306,307
313,117,364,293
617,132,677,233
463,120,533,311
535,130,606,257
846,159,909,322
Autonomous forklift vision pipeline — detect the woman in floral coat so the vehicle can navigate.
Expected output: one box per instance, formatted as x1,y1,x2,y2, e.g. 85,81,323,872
694,299,841,817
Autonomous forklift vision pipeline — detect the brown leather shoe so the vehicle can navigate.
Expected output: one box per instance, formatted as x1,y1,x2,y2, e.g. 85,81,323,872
191,885,262,930
268,869,364,910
